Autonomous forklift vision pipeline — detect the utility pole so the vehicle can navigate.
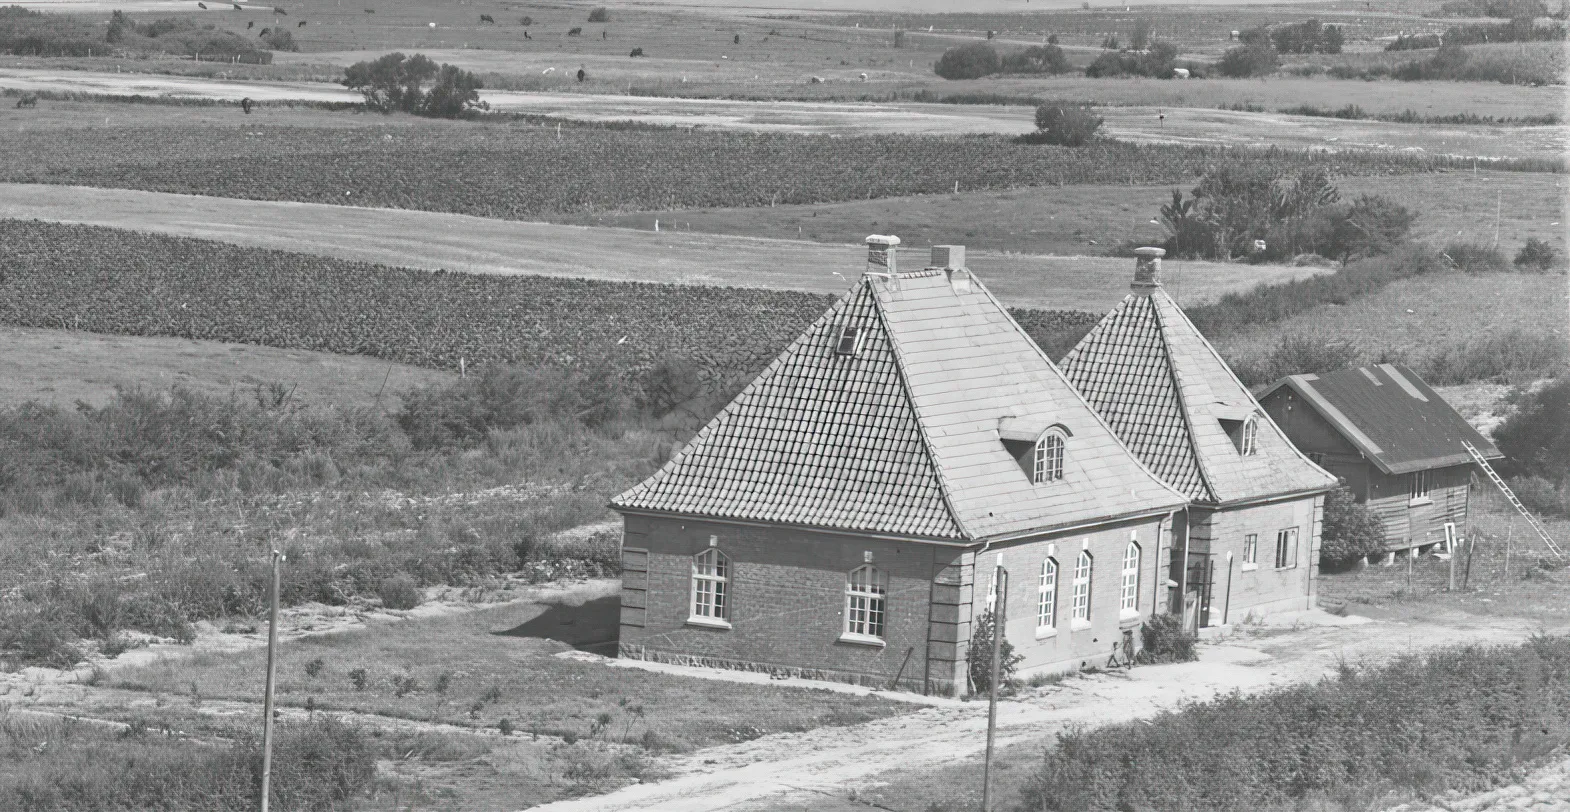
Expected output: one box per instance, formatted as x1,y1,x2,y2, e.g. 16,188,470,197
981,557,1007,812
260,549,285,812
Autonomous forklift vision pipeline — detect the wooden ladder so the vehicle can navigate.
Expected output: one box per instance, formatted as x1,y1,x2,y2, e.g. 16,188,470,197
1463,441,1563,560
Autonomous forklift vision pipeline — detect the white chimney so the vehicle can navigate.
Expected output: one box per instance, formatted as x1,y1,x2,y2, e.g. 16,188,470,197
932,245,970,292
1132,247,1165,295
865,235,900,275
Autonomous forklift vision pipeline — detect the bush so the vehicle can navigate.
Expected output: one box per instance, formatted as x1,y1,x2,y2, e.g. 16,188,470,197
1136,613,1196,664
1000,44,1069,74
1441,241,1509,274
1085,41,1178,78
1418,328,1568,385
261,27,296,51
1319,486,1386,568
1028,104,1104,146
341,52,486,118
629,47,643,57
934,42,1001,79
1509,475,1570,517
587,7,609,22
1271,19,1343,54
376,573,423,610
397,364,631,450
1515,238,1560,271
1216,42,1278,77
1228,330,1365,386
1324,195,1415,263
1494,377,1570,482
968,609,1023,694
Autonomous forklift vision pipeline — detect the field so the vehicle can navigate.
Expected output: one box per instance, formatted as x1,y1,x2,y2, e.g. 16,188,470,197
0,324,450,411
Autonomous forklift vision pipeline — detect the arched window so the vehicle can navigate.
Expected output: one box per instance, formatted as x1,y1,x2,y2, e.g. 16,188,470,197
1034,430,1066,483
1037,558,1058,629
691,549,729,622
1120,541,1141,615
845,565,888,640
1071,551,1092,624
1241,416,1259,456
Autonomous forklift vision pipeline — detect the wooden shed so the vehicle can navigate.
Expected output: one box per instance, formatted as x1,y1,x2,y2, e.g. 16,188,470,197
1258,365,1502,555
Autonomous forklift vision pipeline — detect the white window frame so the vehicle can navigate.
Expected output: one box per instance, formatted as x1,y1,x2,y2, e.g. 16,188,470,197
835,324,867,357
841,565,887,646
1275,527,1299,570
1408,470,1431,505
688,548,731,629
1036,558,1058,638
1033,430,1066,483
1241,416,1259,456
1242,533,1259,571
1119,541,1141,620
1071,551,1092,630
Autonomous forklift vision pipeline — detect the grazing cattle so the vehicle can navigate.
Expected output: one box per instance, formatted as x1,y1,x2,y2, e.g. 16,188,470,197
197,2,208,9
233,3,242,8
260,27,270,35
576,67,586,81
601,30,606,39
247,19,254,28
297,19,305,26
859,72,867,80
733,33,739,44
479,14,494,24
567,26,581,35
15,93,38,108
241,96,253,113
523,30,531,39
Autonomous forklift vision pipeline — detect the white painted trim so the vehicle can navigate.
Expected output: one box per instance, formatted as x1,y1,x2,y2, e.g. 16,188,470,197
1034,626,1059,640
686,616,732,630
837,632,886,648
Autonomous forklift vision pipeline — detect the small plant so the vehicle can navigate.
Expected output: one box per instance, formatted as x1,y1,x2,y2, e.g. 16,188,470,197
629,47,643,57
1028,104,1104,147
393,674,420,697
305,695,316,713
968,609,1024,694
377,574,423,610
435,670,452,694
481,683,503,704
467,701,484,719
304,657,325,678
348,667,368,691
519,15,532,25
587,7,609,22
1136,613,1197,664
567,26,582,36
498,718,514,736
1515,238,1560,272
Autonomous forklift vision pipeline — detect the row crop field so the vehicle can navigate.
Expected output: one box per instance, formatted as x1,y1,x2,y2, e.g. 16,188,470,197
0,220,1100,384
1,120,1556,221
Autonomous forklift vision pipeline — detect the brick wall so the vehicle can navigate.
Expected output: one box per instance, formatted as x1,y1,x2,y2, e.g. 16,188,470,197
1188,495,1322,622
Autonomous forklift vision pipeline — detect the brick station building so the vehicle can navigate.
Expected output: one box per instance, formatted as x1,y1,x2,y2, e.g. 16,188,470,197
610,239,1188,695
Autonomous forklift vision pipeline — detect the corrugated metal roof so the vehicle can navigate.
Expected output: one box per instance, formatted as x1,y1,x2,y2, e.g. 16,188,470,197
1061,287,1338,506
1262,364,1503,475
612,269,1187,542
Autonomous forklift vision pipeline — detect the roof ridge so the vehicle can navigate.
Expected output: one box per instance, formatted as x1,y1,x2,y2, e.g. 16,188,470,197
968,275,1191,511
1152,289,1336,489
1149,293,1222,505
869,278,974,540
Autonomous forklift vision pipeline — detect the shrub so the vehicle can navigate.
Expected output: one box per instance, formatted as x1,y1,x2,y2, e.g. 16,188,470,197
1136,613,1196,663
1319,486,1386,568
1509,475,1570,517
1001,44,1069,74
1418,328,1567,385
1229,330,1365,386
1271,19,1344,54
1084,41,1178,78
1028,104,1104,146
934,42,1001,79
629,47,643,57
341,52,486,118
1324,195,1415,263
261,27,296,51
376,573,423,610
587,7,609,22
1515,238,1560,271
1494,377,1570,482
519,15,532,25
1441,241,1509,274
1216,42,1278,77
968,608,1023,694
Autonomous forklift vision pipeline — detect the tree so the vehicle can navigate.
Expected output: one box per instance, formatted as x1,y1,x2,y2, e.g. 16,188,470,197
261,27,296,51
968,608,1023,694
1319,486,1386,568
1326,195,1415,262
1216,40,1278,76
934,42,1000,79
587,6,610,22
341,52,486,118
1494,376,1570,482
1515,238,1560,271
1030,104,1103,146
1002,44,1069,74
1132,16,1153,49
106,10,129,43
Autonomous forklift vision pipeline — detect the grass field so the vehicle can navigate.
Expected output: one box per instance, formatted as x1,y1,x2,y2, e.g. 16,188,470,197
555,171,1568,258
0,324,450,411
1214,272,1570,383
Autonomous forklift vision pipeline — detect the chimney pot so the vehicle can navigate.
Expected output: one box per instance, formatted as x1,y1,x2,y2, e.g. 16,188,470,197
865,234,900,275
1132,246,1165,295
931,245,965,270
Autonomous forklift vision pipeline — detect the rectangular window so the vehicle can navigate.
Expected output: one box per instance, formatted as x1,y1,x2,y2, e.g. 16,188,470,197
1071,552,1092,625
835,325,866,356
1409,470,1430,501
691,549,729,621
1275,528,1299,570
1243,534,1258,566
844,566,887,640
1037,559,1057,629
1119,542,1140,615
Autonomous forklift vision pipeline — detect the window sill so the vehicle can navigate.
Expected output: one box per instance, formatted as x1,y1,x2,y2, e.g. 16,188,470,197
837,632,886,648
1273,565,1299,572
1241,563,1259,572
1408,497,1433,507
685,616,732,630
1070,619,1092,632
1034,626,1058,640
1118,608,1141,624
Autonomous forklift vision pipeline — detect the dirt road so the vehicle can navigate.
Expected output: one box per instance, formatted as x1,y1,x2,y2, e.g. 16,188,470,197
0,68,1558,159
530,610,1564,812
0,183,1323,311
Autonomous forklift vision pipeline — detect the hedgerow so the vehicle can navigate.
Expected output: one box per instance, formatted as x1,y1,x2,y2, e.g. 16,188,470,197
0,124,1557,224
1018,635,1570,812
0,220,1097,385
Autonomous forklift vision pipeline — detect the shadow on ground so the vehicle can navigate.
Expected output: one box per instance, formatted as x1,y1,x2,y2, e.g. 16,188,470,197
494,595,620,655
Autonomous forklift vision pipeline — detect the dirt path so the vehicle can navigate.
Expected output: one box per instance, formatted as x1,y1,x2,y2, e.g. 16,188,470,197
530,610,1565,812
0,68,1557,159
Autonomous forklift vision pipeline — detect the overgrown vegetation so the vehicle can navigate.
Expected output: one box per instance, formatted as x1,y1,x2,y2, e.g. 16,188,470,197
935,42,1072,79
1388,18,1565,50
1085,41,1180,78
0,6,271,62
1023,103,1103,146
1436,0,1549,18
1018,635,1570,811
1135,614,1196,664
1319,487,1387,568
968,609,1023,694
1495,377,1570,517
342,52,488,118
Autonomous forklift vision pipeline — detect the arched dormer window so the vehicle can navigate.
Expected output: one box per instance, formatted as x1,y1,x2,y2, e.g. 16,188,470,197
1034,430,1066,483
1241,416,1259,456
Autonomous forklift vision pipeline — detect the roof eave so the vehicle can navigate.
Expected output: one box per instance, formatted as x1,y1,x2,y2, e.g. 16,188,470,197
970,500,1189,546
608,505,974,546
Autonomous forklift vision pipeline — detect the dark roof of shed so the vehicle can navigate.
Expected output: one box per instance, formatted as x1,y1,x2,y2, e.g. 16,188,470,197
1259,364,1502,476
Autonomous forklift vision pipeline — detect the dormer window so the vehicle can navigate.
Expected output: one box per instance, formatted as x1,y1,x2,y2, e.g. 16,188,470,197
835,324,867,356
1034,431,1066,483
1220,414,1260,456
